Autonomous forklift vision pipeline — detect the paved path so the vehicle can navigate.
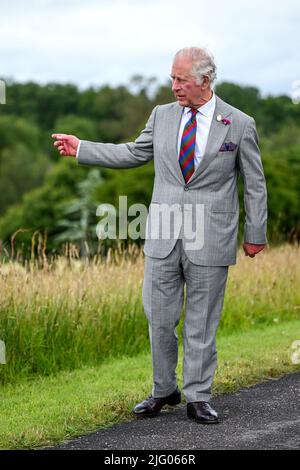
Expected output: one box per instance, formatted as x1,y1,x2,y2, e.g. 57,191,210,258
53,371,300,450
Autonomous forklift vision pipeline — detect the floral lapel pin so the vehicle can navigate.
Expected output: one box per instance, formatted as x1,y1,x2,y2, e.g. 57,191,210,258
217,114,231,125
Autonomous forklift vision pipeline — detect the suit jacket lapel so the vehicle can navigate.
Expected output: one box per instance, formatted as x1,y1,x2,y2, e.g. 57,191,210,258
167,103,185,184
188,96,232,183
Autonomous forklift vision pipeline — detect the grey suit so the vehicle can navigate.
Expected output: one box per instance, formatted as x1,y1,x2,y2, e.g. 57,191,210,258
78,96,267,402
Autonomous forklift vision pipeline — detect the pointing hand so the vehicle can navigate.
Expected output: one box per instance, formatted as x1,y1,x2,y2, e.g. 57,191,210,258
52,133,79,157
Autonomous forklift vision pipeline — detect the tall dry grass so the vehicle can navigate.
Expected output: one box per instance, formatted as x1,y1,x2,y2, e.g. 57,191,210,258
0,244,299,384
222,244,300,331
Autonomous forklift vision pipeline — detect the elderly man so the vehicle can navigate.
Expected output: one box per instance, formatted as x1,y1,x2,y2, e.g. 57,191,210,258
52,47,267,424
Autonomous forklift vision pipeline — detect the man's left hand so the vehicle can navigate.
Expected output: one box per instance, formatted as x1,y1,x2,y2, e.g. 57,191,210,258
243,243,266,258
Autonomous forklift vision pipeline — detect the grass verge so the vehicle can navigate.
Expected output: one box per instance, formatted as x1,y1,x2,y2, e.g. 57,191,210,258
0,318,300,450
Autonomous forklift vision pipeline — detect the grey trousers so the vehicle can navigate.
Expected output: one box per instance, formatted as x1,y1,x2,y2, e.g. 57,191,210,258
142,239,228,403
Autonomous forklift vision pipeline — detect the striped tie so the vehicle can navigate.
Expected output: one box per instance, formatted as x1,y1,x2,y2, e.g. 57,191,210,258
179,109,198,183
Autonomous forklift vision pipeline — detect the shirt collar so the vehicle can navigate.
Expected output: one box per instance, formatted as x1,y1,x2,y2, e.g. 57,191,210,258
184,91,216,117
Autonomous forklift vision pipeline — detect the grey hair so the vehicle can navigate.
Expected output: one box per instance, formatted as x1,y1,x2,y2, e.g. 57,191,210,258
174,47,217,85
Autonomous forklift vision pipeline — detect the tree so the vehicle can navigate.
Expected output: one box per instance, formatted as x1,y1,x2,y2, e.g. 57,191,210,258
54,169,103,256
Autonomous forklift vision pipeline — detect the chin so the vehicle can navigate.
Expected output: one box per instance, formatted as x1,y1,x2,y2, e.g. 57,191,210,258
177,97,188,107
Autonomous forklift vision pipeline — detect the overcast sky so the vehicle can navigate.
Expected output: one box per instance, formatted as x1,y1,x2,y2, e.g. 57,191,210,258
1,0,299,97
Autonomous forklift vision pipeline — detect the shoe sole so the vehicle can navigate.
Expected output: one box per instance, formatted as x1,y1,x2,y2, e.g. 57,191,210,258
187,414,219,424
133,399,181,418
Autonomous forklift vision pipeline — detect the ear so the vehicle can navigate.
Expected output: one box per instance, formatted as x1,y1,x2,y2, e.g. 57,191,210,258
201,76,210,90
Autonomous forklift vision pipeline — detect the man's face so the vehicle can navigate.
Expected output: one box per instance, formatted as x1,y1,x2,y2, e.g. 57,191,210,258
171,56,208,108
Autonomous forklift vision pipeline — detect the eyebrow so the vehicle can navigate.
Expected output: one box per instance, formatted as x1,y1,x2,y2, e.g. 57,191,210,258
170,74,188,80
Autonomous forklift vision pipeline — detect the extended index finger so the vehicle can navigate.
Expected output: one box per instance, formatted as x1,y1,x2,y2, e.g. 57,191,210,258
52,133,68,140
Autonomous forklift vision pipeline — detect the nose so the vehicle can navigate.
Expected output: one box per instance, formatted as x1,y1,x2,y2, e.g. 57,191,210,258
172,78,181,92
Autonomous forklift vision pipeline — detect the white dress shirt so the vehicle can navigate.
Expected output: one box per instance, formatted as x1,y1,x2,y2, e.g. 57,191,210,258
177,92,216,169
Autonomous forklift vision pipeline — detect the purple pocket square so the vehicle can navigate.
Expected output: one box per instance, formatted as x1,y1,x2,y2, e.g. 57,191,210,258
219,142,237,152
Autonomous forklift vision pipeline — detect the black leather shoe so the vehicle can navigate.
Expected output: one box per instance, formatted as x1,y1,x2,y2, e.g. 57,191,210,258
187,401,219,424
133,387,181,417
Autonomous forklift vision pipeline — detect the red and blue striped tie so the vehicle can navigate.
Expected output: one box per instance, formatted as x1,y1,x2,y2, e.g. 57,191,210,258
179,109,198,183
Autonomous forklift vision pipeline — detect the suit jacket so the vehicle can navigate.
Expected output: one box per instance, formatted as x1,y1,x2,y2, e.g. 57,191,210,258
77,95,267,266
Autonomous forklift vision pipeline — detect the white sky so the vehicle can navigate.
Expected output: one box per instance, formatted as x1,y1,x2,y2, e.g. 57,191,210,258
1,0,300,96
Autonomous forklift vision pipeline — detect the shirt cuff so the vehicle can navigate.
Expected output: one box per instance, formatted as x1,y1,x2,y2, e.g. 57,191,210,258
76,140,82,159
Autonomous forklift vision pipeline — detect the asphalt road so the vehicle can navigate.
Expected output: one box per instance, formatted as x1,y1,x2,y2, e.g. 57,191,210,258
51,371,300,450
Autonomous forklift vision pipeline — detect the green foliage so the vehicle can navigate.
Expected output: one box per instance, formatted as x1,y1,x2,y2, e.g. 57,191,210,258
215,82,262,119
152,83,174,105
263,146,300,242
3,81,80,130
0,115,50,215
0,159,90,254
216,82,300,136
54,169,104,256
259,95,300,135
48,114,99,162
95,163,154,208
